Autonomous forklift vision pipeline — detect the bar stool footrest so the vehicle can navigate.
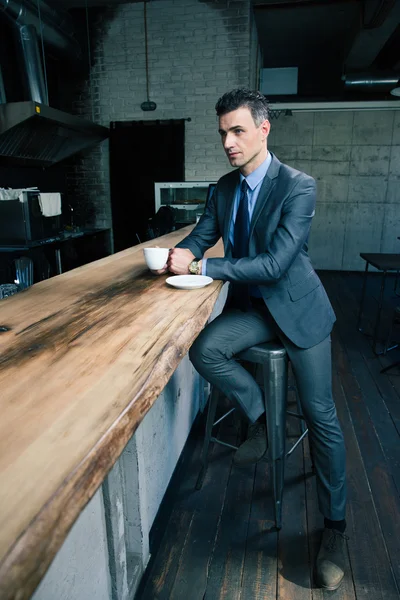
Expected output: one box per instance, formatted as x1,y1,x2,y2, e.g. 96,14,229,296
210,437,239,451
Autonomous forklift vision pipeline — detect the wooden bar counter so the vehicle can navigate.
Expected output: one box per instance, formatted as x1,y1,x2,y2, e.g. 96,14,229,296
0,226,224,600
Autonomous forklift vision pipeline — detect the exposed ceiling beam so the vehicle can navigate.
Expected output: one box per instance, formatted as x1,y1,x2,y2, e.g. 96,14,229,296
56,0,141,7
269,100,400,111
253,0,360,8
346,0,400,69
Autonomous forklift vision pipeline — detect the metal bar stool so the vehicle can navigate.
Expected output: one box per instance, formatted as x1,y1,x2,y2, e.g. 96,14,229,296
195,341,309,530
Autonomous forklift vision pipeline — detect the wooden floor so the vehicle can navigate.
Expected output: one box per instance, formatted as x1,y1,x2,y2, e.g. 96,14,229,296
136,271,400,600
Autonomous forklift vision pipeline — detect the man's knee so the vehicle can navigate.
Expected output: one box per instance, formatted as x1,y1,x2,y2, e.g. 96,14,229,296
305,402,344,443
189,329,225,368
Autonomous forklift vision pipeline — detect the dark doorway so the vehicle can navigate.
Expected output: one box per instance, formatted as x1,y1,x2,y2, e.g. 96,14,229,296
109,119,185,253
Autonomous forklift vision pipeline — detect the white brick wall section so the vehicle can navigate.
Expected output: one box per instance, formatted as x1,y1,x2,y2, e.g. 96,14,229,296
67,0,257,228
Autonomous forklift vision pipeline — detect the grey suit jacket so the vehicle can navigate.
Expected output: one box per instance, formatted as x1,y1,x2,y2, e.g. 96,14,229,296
176,153,336,348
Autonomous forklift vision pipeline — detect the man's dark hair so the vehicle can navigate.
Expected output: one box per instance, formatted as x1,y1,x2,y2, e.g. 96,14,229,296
215,88,270,126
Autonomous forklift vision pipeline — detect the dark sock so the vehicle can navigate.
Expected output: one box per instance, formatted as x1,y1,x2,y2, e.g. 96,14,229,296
324,518,346,533
256,412,266,424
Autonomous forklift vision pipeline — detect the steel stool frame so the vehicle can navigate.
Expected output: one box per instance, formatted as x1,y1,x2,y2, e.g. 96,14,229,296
195,341,309,530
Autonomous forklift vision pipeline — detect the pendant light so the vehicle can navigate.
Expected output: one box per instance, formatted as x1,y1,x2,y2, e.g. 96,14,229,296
141,1,156,111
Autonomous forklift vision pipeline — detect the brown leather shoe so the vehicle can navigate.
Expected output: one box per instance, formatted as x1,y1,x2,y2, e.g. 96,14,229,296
315,528,348,590
233,422,267,466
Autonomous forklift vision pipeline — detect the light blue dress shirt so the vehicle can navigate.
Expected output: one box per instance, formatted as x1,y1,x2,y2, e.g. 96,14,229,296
202,153,272,298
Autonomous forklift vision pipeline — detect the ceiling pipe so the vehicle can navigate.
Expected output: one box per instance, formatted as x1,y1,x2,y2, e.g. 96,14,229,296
0,0,81,60
0,0,108,166
0,66,6,103
254,0,359,9
343,73,399,92
19,23,48,103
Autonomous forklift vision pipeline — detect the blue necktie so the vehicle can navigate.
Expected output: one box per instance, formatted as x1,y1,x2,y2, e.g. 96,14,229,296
233,179,249,259
232,179,251,310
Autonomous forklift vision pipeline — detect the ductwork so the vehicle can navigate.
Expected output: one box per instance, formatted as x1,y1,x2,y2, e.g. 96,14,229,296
0,0,81,60
19,23,48,103
0,66,6,104
0,0,108,166
343,74,400,92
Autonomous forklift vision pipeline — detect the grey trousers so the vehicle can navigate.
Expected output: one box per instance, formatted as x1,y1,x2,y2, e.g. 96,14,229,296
189,304,347,521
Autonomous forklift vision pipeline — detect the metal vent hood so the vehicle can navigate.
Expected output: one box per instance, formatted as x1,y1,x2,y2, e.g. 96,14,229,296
0,0,108,166
0,101,108,166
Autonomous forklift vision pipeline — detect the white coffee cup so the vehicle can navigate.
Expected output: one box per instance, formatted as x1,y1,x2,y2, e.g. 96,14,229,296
143,247,169,270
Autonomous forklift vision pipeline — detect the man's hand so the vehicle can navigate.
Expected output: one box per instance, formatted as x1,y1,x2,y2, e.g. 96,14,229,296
150,265,169,275
168,248,197,275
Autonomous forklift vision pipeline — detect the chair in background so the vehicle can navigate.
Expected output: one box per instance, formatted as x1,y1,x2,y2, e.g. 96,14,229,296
147,206,176,239
381,306,400,374
14,257,34,289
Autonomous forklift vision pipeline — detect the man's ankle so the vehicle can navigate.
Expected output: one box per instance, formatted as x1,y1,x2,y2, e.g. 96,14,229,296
324,518,346,533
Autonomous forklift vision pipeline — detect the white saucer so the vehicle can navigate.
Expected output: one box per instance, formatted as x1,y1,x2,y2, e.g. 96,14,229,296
166,275,213,290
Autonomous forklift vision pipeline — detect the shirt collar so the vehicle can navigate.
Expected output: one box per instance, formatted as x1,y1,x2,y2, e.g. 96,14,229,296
240,152,271,191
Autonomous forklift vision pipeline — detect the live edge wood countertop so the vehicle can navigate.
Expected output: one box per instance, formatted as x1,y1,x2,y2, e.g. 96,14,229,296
0,226,224,600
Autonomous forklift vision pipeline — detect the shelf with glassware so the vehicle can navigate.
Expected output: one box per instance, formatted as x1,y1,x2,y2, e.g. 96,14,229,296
154,182,216,226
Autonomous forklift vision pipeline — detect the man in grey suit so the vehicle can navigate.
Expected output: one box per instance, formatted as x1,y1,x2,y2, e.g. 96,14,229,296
166,88,347,591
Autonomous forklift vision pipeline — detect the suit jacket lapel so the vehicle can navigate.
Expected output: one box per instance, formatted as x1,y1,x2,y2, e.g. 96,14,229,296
249,152,281,239
223,171,239,254
220,153,282,254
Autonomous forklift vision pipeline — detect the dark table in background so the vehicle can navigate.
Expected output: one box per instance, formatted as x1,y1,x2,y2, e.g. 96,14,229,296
357,253,400,354
0,229,111,282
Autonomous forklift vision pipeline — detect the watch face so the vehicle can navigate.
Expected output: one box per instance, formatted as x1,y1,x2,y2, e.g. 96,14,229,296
190,260,199,274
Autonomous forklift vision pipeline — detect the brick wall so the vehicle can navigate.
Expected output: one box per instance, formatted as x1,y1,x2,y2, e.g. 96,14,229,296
67,0,259,231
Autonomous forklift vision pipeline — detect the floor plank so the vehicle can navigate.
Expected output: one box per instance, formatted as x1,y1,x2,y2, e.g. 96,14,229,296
303,436,356,600
277,385,312,600
136,271,400,600
240,460,278,600
324,273,400,592
331,341,399,600
203,461,255,600
168,416,238,600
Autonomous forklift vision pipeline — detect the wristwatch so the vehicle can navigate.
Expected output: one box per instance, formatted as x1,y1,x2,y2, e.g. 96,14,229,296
188,259,201,275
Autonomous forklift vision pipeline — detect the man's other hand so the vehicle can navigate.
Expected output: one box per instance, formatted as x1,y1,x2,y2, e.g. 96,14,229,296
168,248,196,274
150,265,169,275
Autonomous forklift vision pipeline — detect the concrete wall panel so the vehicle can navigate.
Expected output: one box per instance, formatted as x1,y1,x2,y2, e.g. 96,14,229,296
389,146,400,176
313,112,354,146
387,179,400,203
381,204,400,253
314,175,349,204
268,113,314,146
350,146,391,176
347,176,388,204
343,204,384,270
32,491,111,600
308,202,346,270
352,111,395,146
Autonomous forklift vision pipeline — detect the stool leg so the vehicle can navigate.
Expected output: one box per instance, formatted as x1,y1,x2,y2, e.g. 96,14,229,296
195,386,219,490
309,438,316,475
262,353,288,530
272,457,285,530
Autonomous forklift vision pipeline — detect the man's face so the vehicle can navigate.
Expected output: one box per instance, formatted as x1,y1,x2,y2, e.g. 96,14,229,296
218,106,270,175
